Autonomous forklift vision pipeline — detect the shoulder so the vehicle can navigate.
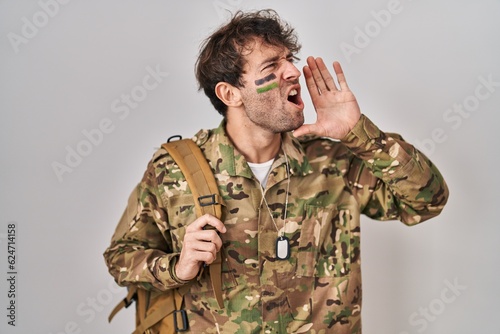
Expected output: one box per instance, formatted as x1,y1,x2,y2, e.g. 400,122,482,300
296,135,355,177
298,135,352,160
143,128,216,189
150,129,212,167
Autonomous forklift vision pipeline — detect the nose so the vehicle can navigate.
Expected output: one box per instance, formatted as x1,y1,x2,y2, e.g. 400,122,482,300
283,61,301,82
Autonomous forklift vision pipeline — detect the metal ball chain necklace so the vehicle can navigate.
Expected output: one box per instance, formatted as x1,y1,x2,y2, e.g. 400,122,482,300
260,146,291,260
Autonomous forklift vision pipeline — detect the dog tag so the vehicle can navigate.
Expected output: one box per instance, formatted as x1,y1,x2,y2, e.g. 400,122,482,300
276,236,290,260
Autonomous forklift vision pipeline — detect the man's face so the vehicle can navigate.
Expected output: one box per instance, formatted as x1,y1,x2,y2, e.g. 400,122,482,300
237,39,305,133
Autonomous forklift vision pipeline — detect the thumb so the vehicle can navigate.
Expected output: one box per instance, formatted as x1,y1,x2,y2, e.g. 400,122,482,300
292,123,316,138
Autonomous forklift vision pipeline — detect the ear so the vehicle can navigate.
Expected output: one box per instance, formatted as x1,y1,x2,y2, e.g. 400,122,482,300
215,82,242,108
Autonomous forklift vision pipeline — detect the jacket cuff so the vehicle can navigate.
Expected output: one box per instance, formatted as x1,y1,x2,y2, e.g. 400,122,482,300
341,114,382,150
169,255,192,285
152,254,190,288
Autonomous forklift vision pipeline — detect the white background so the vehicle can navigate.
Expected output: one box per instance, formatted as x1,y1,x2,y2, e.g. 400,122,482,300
1,1,499,333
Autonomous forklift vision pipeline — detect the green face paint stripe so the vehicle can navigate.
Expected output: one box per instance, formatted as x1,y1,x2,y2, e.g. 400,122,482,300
255,73,277,86
256,82,278,94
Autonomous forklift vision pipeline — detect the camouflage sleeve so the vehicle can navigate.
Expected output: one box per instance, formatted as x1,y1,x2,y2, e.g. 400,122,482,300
103,159,189,292
341,114,449,225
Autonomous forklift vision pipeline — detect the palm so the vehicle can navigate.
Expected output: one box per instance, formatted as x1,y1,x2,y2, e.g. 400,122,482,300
293,58,361,139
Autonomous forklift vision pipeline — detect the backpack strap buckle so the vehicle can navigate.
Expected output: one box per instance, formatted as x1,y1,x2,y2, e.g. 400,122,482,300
124,294,136,308
198,194,218,207
173,309,188,332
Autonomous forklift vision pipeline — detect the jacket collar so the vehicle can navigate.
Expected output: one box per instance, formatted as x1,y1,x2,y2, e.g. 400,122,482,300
193,120,313,181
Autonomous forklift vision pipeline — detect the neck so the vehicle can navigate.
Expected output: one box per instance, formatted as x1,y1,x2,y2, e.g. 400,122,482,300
225,114,282,163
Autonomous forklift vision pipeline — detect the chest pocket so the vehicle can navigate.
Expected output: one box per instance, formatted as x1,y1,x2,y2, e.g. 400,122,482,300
296,205,352,278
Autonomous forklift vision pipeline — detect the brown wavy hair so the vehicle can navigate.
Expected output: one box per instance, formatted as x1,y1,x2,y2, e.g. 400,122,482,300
195,9,301,117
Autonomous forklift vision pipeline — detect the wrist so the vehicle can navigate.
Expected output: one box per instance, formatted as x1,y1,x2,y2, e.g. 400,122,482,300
341,114,380,144
170,257,192,284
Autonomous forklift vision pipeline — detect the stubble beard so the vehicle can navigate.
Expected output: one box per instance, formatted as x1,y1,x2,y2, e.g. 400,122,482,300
243,92,304,134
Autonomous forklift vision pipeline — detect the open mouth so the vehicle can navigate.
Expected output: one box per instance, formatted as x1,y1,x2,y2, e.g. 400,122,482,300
287,88,302,106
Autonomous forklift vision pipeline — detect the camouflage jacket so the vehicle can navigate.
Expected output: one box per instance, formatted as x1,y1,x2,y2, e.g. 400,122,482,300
104,114,448,334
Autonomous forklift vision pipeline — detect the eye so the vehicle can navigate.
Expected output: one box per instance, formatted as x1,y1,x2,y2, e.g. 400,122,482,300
263,63,277,71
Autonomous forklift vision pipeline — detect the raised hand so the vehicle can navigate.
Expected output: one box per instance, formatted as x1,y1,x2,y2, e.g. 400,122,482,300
293,57,361,139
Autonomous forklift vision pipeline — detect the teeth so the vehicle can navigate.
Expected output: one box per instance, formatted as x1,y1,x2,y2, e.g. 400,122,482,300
289,89,298,97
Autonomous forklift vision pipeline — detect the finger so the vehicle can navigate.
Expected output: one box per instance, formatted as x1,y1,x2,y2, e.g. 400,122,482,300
199,230,223,251
306,56,329,94
190,239,218,256
316,57,338,91
187,214,226,234
292,124,310,138
293,123,318,138
184,229,223,251
333,61,350,91
180,242,217,266
303,65,322,99
181,235,220,266
193,241,218,265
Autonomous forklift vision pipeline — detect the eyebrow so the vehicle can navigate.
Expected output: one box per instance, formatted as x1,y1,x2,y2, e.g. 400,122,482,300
257,55,280,69
258,52,294,69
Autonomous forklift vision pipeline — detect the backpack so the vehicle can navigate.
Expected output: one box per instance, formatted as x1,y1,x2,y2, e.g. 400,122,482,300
108,137,224,333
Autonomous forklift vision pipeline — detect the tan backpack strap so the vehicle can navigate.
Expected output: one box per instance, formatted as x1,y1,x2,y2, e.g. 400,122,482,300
109,138,226,333
162,139,225,309
162,139,223,218
133,289,185,334
108,286,137,323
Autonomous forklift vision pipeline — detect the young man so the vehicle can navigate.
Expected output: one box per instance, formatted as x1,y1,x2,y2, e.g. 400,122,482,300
104,10,448,333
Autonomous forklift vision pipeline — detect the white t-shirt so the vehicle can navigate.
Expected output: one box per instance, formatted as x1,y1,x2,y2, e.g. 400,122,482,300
248,159,274,188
